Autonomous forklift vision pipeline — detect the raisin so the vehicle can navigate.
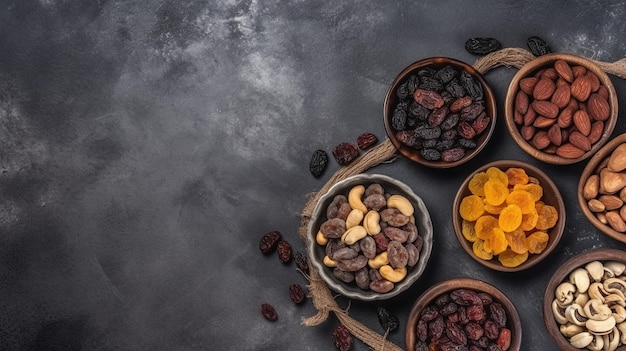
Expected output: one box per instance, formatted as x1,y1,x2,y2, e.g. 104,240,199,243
446,79,466,98
489,302,508,328
446,320,467,346
450,289,483,306
460,102,486,121
409,101,430,120
465,37,502,55
441,147,466,162
357,132,378,150
429,106,449,127
483,320,499,340
419,76,444,91
413,89,445,109
377,307,399,333
332,143,359,165
309,149,328,177
396,82,409,99
460,71,484,101
435,65,458,84
465,322,484,340
472,112,491,134
417,318,428,341
294,251,309,275
277,240,292,263
420,305,440,322
436,139,455,151
441,114,460,131
332,325,353,351
497,328,511,350
527,36,551,56
392,108,407,130
440,302,458,315
261,303,278,321
260,230,282,255
458,122,476,139
396,130,422,147
372,233,389,252
459,138,477,149
289,283,305,304
421,148,441,161
467,304,486,321
428,315,444,340
415,125,442,139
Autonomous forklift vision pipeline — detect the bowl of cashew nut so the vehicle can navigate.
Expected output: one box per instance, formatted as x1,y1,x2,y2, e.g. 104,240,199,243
543,248,626,350
306,173,434,301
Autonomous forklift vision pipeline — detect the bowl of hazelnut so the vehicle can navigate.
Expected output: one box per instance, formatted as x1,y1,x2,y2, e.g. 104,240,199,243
579,133,626,244
406,277,522,351
306,173,433,301
504,53,618,165
384,57,497,168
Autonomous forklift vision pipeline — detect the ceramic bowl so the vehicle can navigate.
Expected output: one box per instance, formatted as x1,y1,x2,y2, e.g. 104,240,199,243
504,53,618,165
406,277,522,351
383,57,497,168
543,248,626,350
306,173,433,301
452,159,565,272
578,133,626,244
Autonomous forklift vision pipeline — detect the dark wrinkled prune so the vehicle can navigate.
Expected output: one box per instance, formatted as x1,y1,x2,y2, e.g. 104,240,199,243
332,325,352,351
441,113,460,131
396,82,409,99
294,251,309,275
377,307,399,333
392,109,407,130
429,106,449,127
277,240,292,263
465,37,502,55
409,101,430,120
309,149,328,177
527,36,551,56
435,139,454,151
332,142,359,165
441,147,465,162
415,125,442,140
396,130,422,147
435,65,458,84
261,303,278,321
421,148,441,161
357,132,378,150
417,67,437,77
460,71,484,101
458,138,477,149
260,230,282,254
419,76,444,92
289,283,305,304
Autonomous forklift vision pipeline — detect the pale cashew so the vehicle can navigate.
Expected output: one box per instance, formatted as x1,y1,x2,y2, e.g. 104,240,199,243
387,194,414,217
575,292,590,307
565,304,588,326
316,230,328,245
556,282,577,307
602,327,619,351
569,332,593,348
368,251,389,269
586,316,616,335
323,255,337,267
345,209,364,229
587,334,604,351
606,261,626,276
348,185,368,213
561,323,585,337
613,305,626,323
584,299,612,321
552,299,568,324
363,210,381,235
379,265,407,283
617,321,626,344
341,225,367,245
586,261,605,282
570,267,591,294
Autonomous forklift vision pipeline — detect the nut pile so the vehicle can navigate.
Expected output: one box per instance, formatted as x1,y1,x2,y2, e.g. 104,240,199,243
512,59,611,159
315,182,424,293
582,143,626,232
551,260,626,349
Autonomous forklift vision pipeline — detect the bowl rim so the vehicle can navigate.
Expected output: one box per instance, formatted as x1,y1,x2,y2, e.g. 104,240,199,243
405,277,523,351
504,52,619,165
542,248,626,350
452,159,566,272
306,173,434,301
578,132,626,244
383,56,497,168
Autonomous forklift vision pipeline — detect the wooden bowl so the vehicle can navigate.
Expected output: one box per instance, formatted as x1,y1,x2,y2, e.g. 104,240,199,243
543,248,626,350
452,160,566,272
504,53,618,165
406,278,522,351
384,57,497,168
578,133,626,244
306,173,434,301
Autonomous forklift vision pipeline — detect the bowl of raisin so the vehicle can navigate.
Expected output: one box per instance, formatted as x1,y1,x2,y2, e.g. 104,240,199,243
504,53,618,165
406,277,522,351
383,57,497,168
452,159,565,272
306,173,433,301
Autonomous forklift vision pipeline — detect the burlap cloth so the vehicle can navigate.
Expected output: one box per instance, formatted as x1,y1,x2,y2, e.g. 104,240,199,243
297,48,626,351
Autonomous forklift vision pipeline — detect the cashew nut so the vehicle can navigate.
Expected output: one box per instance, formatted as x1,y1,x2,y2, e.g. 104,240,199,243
606,261,626,276
570,332,593,348
565,304,588,326
561,323,585,337
552,299,568,324
613,305,626,324
604,278,626,299
617,321,626,344
363,210,381,235
586,261,605,282
348,185,367,213
584,299,612,321
602,327,620,351
316,230,328,245
575,292,590,307
379,265,407,283
587,334,604,351
589,282,608,302
586,316,616,335
570,267,591,294
556,282,577,306
386,194,414,217
323,255,337,267
345,209,364,229
341,225,367,245
368,252,389,269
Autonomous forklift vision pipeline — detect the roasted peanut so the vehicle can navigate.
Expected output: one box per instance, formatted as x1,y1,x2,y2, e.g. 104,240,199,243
363,210,381,235
341,225,367,245
386,194,414,216
379,265,407,283
348,185,368,213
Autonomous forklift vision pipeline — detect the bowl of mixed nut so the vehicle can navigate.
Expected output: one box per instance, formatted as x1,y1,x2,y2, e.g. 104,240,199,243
543,248,626,350
452,159,566,272
383,57,497,168
504,53,618,165
578,133,626,244
306,173,433,301
405,277,522,351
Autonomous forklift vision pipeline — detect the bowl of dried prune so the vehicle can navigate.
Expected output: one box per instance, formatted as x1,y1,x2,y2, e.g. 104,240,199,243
452,159,565,272
504,53,618,165
306,173,433,301
383,57,497,168
405,277,522,351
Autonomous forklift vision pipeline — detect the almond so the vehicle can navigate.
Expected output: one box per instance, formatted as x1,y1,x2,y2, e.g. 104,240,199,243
533,78,556,100
550,84,571,109
556,143,585,159
520,125,535,141
583,174,600,200
587,92,610,121
513,109,523,125
573,109,592,136
568,131,591,151
523,107,537,126
607,143,626,172
519,77,537,95
600,168,626,193
606,211,626,232
541,68,559,80
557,107,574,128
515,90,529,115
588,120,604,144
587,198,606,212
533,116,556,128
598,195,624,210
554,59,574,83
531,100,559,118
597,85,609,100
547,124,562,146
572,65,587,78
531,131,551,149
570,75,592,101
586,71,601,92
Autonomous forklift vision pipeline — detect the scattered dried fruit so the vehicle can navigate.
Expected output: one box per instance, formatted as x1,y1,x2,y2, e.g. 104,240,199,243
261,303,278,321
309,149,329,177
260,230,282,255
332,325,353,351
464,37,502,55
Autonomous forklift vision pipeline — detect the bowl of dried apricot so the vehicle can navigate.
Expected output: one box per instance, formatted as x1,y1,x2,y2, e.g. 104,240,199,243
452,160,565,272
306,173,434,301
578,132,626,244
384,57,497,168
543,248,626,350
504,53,618,165
406,277,522,351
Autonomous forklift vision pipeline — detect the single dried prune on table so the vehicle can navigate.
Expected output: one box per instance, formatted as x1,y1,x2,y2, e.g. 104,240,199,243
465,37,502,55
377,307,399,333
527,36,551,56
309,149,328,177
332,325,353,351
277,240,292,263
289,283,305,304
332,142,359,165
357,132,378,150
261,303,278,321
260,230,282,254
391,108,407,130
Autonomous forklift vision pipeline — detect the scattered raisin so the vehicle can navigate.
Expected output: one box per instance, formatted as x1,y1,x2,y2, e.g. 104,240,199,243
357,132,378,150
277,240,292,263
261,303,278,321
377,307,399,333
309,149,328,177
289,283,305,304
527,36,551,56
465,37,502,55
332,142,359,165
259,230,282,255
294,251,310,275
332,325,353,351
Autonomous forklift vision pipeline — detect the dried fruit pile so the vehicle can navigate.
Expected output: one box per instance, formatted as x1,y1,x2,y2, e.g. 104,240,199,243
459,166,558,267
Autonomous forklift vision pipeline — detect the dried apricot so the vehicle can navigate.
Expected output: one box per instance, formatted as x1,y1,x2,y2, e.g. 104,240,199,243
473,239,493,260
526,231,549,254
474,215,499,240
505,167,529,186
498,249,529,267
504,229,528,254
468,172,489,196
484,228,507,255
506,190,535,214
498,204,522,232
513,183,543,202
462,219,478,242
484,179,509,206
486,166,508,186
460,195,485,221
484,200,507,215
535,205,558,230
519,209,539,231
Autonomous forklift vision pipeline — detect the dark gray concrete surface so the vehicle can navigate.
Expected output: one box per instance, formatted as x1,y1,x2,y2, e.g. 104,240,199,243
1,0,626,350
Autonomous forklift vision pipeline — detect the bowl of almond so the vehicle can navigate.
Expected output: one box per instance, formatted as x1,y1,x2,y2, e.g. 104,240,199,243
504,53,618,165
579,133,626,244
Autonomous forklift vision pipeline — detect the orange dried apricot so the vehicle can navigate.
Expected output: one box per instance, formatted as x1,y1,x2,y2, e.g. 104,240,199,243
484,179,509,206
513,183,543,202
526,231,550,254
498,249,529,267
505,229,528,254
473,239,493,260
519,209,539,231
459,195,485,221
505,167,529,186
484,200,507,215
474,215,499,240
535,205,558,230
468,172,489,196
486,166,508,186
498,204,523,232
485,227,507,255
462,219,478,242
506,190,535,214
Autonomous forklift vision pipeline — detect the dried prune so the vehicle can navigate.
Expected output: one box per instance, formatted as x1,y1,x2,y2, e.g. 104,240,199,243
435,65,458,84
289,283,305,304
392,108,408,130
377,307,399,333
413,89,445,109
261,303,278,321
332,143,359,165
421,148,441,161
396,130,422,147
396,82,409,99
260,230,282,254
441,147,465,162
357,132,378,150
419,76,444,91
294,251,309,275
450,289,483,305
460,71,484,101
309,149,328,177
465,37,502,55
277,240,292,263
332,325,353,351
527,36,551,56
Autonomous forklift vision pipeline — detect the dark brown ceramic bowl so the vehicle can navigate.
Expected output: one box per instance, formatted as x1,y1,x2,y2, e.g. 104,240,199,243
504,53,618,165
543,248,626,350
384,57,497,168
406,278,522,351
306,173,434,301
452,160,566,272
578,133,626,244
